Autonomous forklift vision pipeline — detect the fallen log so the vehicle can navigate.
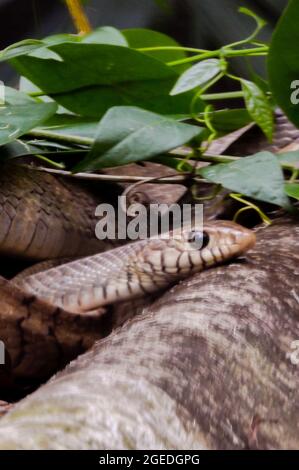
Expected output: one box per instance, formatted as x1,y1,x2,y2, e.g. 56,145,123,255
0,217,298,449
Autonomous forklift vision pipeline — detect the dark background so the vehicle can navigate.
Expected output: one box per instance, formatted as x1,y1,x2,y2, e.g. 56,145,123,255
0,0,288,84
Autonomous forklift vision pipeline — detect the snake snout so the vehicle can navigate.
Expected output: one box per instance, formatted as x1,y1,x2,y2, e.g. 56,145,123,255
233,225,256,254
207,221,256,259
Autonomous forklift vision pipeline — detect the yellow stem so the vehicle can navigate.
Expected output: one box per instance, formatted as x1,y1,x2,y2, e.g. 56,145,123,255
230,193,271,225
65,0,92,34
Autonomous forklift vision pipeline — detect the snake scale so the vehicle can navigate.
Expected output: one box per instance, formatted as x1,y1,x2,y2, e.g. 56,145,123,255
0,110,297,382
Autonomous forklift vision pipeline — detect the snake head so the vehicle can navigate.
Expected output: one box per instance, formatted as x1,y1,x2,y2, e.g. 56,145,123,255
134,221,256,285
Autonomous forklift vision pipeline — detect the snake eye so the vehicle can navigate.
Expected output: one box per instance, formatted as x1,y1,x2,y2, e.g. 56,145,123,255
188,231,210,249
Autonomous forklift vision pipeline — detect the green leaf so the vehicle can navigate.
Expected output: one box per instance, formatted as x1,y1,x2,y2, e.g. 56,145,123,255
19,77,74,115
240,79,274,140
19,76,41,94
285,183,299,200
248,68,270,96
11,43,201,117
0,87,57,146
74,106,204,171
0,27,127,63
81,27,128,46
0,39,46,62
53,80,202,118
24,140,75,151
42,34,81,46
4,87,36,106
0,37,80,64
122,28,186,65
170,59,222,96
0,140,42,160
268,0,299,128
199,151,290,209
11,44,165,94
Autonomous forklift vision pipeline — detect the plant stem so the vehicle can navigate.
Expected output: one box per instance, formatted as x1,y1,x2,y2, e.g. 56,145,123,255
167,51,216,67
226,46,268,56
167,46,268,67
65,0,92,34
28,129,93,146
201,91,245,101
23,165,210,184
230,193,272,225
199,154,239,164
289,169,299,184
34,154,66,169
28,91,47,97
191,72,224,117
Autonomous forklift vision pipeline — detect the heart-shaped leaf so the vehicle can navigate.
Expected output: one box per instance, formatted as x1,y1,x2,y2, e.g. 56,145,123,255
240,79,274,141
12,43,175,94
170,59,222,95
0,39,47,62
200,151,290,209
74,106,204,171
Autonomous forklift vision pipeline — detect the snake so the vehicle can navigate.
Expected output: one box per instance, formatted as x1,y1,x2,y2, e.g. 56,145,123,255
13,220,255,314
0,163,256,381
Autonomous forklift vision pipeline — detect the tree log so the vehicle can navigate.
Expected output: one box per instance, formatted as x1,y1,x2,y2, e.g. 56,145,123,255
0,218,298,449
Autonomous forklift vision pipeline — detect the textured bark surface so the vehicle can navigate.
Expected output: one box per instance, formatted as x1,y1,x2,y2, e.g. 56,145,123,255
0,218,298,449
0,277,107,380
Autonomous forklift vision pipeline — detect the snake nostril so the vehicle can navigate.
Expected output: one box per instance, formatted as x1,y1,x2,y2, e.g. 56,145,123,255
188,231,210,250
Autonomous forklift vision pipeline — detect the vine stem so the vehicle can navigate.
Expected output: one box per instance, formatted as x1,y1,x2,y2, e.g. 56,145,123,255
167,50,216,67
28,128,93,146
21,165,210,185
201,91,245,101
230,193,272,225
167,46,268,67
65,0,92,34
191,72,224,116
33,154,66,169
